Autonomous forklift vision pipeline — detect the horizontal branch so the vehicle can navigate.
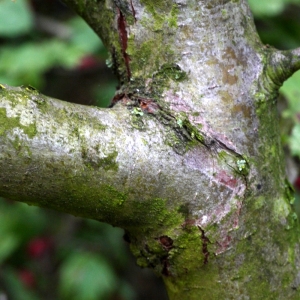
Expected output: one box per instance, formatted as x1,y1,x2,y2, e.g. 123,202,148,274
0,85,216,230
0,85,240,231
0,85,174,226
264,47,300,90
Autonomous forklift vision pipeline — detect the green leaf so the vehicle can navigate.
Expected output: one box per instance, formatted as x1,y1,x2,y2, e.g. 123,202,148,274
0,40,84,87
68,17,104,54
0,0,33,37
280,70,300,118
0,200,46,245
60,251,117,300
290,123,300,157
94,82,117,107
0,234,18,263
248,0,286,17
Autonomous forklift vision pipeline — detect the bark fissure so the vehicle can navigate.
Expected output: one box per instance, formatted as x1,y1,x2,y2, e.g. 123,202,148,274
117,7,131,80
129,0,136,22
158,235,174,276
198,226,210,265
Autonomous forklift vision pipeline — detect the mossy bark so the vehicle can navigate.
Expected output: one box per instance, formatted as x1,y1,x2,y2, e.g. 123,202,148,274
1,0,300,299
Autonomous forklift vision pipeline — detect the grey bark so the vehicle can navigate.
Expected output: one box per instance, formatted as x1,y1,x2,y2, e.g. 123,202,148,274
1,0,300,299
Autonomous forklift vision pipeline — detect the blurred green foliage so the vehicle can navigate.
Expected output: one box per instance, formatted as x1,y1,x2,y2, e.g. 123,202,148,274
0,0,300,299
0,0,116,107
0,0,33,37
281,71,300,156
59,252,117,300
248,0,300,17
0,0,104,87
0,200,135,300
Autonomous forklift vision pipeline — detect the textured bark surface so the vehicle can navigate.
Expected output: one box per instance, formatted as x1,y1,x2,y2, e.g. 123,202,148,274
1,0,300,299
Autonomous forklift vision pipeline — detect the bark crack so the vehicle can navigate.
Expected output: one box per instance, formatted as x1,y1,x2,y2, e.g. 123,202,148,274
129,0,136,22
158,236,174,276
116,7,131,81
198,226,210,265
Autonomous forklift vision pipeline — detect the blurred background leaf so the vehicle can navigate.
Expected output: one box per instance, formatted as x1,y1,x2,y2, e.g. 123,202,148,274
0,0,33,37
1,0,300,299
59,251,117,300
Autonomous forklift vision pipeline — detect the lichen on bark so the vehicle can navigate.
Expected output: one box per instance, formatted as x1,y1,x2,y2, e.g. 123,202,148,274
1,0,300,299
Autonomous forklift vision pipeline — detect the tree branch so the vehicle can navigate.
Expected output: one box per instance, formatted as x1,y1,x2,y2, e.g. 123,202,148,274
0,85,175,227
263,47,300,92
0,85,246,239
290,47,300,72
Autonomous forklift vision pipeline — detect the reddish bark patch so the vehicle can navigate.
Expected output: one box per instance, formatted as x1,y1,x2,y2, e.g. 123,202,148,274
159,235,174,251
216,170,238,188
216,235,232,254
111,93,124,106
110,93,132,106
181,219,196,228
156,235,174,276
138,98,159,114
117,8,131,80
110,93,160,114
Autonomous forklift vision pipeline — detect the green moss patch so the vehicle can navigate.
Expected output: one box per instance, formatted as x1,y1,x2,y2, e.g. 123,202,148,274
0,108,37,139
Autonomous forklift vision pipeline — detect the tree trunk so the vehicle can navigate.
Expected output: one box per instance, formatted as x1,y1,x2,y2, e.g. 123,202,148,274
1,0,300,298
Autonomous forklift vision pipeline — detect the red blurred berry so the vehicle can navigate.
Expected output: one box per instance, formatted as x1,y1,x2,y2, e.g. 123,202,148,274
294,177,300,191
77,55,99,70
18,269,35,288
27,237,52,258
